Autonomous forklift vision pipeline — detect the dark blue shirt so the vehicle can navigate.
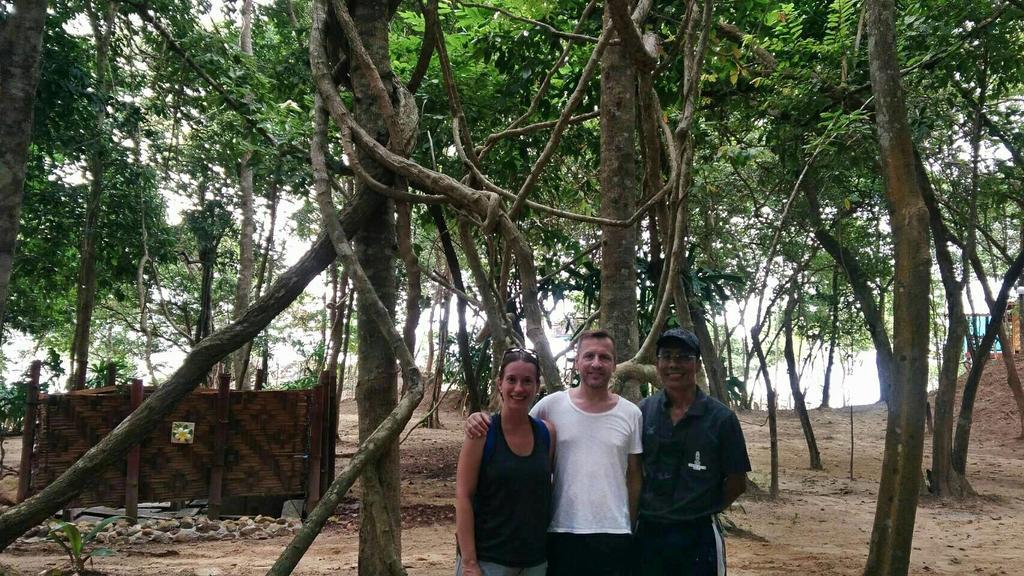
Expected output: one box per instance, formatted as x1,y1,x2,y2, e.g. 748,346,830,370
638,388,751,522
472,414,552,567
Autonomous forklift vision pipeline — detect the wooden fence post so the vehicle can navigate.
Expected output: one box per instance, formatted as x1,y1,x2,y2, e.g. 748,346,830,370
207,373,231,519
255,368,265,391
16,361,41,503
125,379,143,523
306,373,325,513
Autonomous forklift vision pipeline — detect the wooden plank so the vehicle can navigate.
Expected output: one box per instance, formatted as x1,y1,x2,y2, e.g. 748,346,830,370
207,373,231,519
16,360,41,502
125,378,143,522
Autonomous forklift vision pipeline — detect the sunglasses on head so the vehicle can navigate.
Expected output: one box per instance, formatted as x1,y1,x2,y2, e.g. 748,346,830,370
502,347,539,361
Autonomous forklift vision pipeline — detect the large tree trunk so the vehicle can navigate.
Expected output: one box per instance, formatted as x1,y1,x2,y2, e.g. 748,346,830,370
0,0,48,335
862,0,933,572
0,191,380,549
232,0,257,390
783,293,823,470
598,2,639,371
346,3,406,572
69,0,117,389
918,152,971,498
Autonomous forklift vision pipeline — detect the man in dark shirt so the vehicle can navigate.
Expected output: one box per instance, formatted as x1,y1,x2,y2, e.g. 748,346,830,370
635,328,752,576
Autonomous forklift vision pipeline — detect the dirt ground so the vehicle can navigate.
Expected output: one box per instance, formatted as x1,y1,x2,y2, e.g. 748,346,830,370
2,359,1023,575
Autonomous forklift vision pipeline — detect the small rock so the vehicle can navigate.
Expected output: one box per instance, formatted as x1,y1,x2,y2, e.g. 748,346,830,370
173,530,196,543
239,525,261,537
127,525,142,537
157,519,179,532
152,531,172,544
222,520,238,532
255,515,272,525
141,528,155,537
267,524,290,537
274,517,288,525
129,534,146,545
180,518,195,529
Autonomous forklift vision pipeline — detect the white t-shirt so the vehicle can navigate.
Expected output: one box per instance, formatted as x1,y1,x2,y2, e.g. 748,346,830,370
530,390,643,534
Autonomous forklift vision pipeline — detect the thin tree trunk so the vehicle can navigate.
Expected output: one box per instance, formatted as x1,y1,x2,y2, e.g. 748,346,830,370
951,248,1024,480
783,293,823,469
430,208,482,412
598,1,640,373
0,0,48,335
396,201,421,365
918,151,971,498
862,0,933,571
820,267,840,409
70,0,118,389
751,322,779,498
804,174,894,405
965,255,1024,437
232,0,257,390
427,290,451,429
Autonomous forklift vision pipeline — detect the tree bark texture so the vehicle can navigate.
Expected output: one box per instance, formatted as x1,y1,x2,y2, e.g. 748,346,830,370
783,294,823,470
0,194,380,549
0,0,48,334
598,3,640,367
918,152,970,497
345,3,405,572
862,0,933,572
232,0,257,390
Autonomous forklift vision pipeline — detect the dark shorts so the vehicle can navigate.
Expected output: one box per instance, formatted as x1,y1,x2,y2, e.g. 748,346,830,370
547,532,632,576
634,516,726,576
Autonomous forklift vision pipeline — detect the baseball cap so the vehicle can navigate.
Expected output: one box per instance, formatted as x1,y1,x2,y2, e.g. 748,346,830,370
656,327,701,357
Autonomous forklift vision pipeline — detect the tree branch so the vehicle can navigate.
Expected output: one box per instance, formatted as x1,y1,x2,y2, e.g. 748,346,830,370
453,0,599,43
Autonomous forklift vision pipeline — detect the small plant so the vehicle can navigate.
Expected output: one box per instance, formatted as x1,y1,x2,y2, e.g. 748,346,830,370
45,516,122,575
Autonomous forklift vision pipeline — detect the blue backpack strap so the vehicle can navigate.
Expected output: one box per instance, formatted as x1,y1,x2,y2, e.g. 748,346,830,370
482,413,500,465
530,416,551,453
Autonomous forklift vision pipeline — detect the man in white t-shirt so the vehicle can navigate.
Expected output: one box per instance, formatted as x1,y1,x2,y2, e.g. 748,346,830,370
466,330,643,576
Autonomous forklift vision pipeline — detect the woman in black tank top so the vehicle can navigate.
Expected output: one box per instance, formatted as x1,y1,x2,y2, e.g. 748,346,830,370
455,349,556,576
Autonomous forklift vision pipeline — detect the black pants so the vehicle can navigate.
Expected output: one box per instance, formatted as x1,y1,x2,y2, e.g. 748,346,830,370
547,532,632,576
634,517,725,576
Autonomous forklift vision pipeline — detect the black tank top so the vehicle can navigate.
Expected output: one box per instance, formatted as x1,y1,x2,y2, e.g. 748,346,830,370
473,414,553,567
